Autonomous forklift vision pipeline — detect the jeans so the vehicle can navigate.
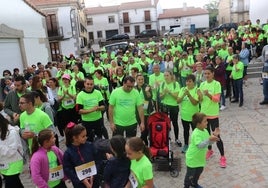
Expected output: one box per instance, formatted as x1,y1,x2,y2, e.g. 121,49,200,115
233,78,243,103
263,78,268,102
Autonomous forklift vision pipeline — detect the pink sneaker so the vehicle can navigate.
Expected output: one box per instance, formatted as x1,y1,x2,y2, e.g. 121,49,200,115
220,156,226,168
206,150,213,160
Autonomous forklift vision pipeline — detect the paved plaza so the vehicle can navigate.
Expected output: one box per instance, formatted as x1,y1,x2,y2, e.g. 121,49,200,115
18,77,268,188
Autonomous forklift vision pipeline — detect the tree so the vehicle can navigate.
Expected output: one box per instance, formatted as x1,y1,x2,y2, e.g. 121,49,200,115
203,0,219,28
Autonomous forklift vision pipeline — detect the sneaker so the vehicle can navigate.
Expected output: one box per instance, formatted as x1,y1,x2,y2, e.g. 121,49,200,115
220,156,227,168
181,144,188,153
220,105,226,111
206,150,214,160
176,139,182,147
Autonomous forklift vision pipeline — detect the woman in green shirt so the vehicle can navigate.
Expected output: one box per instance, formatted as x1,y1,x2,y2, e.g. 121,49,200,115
159,70,181,146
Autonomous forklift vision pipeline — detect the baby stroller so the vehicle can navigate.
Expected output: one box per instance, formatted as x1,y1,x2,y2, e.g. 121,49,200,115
148,112,179,177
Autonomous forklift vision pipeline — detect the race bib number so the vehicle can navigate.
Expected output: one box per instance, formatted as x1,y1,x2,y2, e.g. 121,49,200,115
49,165,64,181
75,161,97,181
63,99,74,106
0,163,9,170
262,72,268,79
129,172,138,188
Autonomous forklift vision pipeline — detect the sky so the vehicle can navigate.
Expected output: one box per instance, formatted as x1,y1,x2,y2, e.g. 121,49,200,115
85,0,211,9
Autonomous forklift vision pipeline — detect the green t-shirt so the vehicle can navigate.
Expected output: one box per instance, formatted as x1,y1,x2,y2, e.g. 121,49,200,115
94,77,110,99
225,55,233,71
159,81,180,106
71,72,85,86
82,61,93,74
0,160,23,176
47,151,61,187
231,61,244,80
57,85,76,109
186,128,210,167
218,48,229,60
20,108,52,150
149,73,164,100
178,87,199,121
179,59,193,77
109,87,142,126
199,80,221,116
128,62,143,73
76,90,104,121
130,155,153,188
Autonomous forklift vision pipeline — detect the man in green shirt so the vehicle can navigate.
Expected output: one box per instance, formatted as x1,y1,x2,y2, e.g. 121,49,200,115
76,77,105,141
230,54,244,107
18,93,53,153
109,76,145,137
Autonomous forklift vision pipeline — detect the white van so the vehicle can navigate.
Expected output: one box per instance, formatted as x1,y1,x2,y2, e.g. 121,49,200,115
164,26,183,36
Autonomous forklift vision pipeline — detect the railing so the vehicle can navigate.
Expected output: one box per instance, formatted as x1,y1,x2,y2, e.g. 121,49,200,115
48,26,64,40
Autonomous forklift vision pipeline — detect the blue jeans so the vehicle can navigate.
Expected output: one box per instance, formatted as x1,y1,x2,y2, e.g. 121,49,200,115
233,78,243,103
263,78,268,102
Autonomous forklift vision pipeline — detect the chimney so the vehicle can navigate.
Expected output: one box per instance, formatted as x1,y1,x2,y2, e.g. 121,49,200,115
183,2,187,11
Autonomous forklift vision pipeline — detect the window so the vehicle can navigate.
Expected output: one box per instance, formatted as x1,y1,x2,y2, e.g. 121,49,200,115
46,14,58,37
134,25,140,35
97,31,102,38
124,26,130,33
145,24,151,30
161,26,165,31
88,32,94,40
87,18,93,25
123,12,129,23
144,10,151,21
108,16,115,23
50,42,60,61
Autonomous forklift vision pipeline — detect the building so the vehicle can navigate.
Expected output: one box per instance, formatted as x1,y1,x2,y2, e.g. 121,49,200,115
0,0,50,72
118,0,159,36
218,0,249,24
85,0,159,41
249,0,267,25
29,0,88,60
85,5,119,42
158,4,209,34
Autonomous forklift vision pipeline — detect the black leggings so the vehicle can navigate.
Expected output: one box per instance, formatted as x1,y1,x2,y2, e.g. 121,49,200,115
161,104,179,140
181,119,194,145
57,107,78,136
207,118,225,156
2,174,24,188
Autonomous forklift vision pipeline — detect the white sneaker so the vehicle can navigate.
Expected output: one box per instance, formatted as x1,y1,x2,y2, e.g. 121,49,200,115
220,105,226,111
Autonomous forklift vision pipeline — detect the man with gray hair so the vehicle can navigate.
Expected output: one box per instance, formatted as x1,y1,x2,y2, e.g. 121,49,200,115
259,45,268,105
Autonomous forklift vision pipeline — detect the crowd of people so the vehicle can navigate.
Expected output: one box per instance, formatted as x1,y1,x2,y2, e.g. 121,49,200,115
0,18,268,188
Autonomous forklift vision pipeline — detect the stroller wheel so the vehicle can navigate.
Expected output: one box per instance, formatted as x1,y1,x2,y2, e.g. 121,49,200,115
170,169,179,177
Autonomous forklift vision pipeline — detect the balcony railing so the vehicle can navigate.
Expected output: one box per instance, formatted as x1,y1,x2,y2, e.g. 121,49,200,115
231,6,249,13
48,27,64,40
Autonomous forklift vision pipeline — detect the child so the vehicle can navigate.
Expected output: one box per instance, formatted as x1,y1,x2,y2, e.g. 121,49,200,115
125,137,153,188
184,112,219,188
0,114,24,188
63,122,98,188
104,135,130,188
30,129,66,188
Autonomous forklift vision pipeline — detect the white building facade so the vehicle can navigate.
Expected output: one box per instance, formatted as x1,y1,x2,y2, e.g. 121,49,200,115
30,0,88,60
0,0,50,71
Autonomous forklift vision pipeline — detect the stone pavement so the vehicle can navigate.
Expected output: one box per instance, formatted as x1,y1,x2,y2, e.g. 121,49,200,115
17,78,268,188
